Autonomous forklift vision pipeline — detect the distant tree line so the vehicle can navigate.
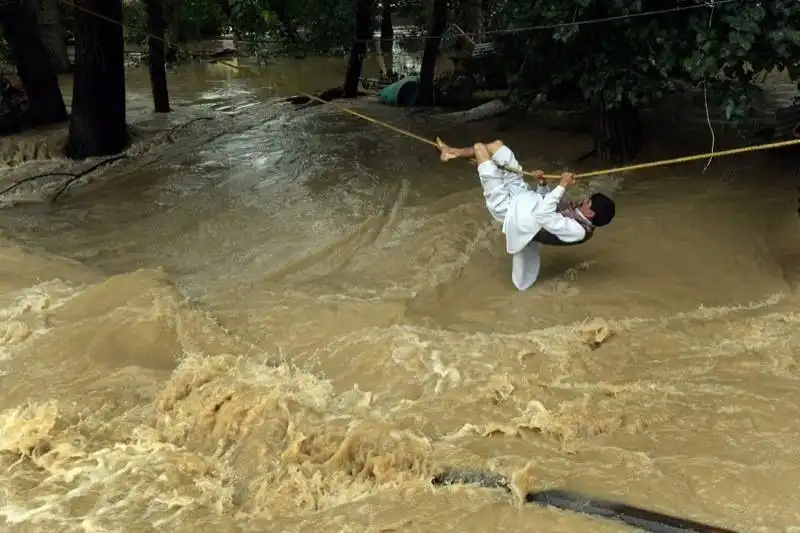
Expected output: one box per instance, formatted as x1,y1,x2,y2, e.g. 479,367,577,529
0,0,799,164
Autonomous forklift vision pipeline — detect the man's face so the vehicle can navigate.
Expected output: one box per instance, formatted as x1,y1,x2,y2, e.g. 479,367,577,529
578,197,594,220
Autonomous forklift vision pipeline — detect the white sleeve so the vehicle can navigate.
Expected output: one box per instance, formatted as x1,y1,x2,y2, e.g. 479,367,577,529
536,185,587,243
540,185,567,212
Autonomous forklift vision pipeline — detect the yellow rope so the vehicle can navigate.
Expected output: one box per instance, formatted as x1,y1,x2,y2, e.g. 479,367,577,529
563,137,800,178
56,0,800,180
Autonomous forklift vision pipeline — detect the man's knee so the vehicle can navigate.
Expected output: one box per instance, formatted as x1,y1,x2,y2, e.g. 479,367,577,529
473,142,491,163
487,140,504,153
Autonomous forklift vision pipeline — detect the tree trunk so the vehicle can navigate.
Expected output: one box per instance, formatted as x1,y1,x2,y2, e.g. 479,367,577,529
0,0,68,128
414,0,448,106
66,0,128,159
380,1,393,77
342,0,374,98
592,98,642,164
145,0,170,113
31,0,72,73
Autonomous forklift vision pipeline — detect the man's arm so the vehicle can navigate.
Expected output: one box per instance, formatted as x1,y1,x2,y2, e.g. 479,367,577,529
535,177,552,197
536,208,587,243
537,171,576,212
536,173,586,243
539,184,567,212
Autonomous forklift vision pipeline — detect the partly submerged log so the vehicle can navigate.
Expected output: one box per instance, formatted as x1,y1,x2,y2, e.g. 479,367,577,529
431,99,508,124
284,86,370,110
432,469,740,533
195,48,237,61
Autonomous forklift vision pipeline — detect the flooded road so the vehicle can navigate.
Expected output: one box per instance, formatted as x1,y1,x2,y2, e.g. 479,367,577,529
0,58,798,533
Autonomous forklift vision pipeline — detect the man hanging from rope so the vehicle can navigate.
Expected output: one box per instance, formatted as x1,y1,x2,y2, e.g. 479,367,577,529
436,137,615,290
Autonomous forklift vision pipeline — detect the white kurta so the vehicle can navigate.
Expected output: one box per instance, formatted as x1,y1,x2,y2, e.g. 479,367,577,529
477,145,588,290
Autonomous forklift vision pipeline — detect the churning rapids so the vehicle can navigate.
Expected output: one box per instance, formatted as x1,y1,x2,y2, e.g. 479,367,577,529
0,59,799,533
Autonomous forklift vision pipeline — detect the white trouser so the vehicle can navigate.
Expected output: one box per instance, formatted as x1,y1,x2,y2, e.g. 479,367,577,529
475,145,545,290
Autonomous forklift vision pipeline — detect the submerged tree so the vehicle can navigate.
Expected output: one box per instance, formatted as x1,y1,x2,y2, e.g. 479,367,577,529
67,0,128,158
0,0,68,129
415,0,448,106
380,1,394,78
145,0,170,113
492,0,800,164
32,0,72,73
342,0,375,97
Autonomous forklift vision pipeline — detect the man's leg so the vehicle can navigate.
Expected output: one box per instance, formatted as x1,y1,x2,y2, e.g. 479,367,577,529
436,138,544,290
436,137,505,162
437,138,525,185
436,139,510,222
437,138,529,222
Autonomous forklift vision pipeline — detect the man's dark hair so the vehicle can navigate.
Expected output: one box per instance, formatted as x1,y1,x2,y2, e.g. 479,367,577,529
590,193,615,227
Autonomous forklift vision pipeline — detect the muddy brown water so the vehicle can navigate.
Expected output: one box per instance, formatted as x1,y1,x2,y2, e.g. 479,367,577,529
0,57,798,533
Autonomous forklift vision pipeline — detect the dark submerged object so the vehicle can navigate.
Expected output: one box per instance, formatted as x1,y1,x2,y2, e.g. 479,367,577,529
528,489,739,533
0,74,29,135
771,103,800,141
769,104,800,218
431,469,739,533
284,86,369,107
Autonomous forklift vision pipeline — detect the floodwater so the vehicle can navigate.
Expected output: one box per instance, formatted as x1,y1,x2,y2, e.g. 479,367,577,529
0,56,798,533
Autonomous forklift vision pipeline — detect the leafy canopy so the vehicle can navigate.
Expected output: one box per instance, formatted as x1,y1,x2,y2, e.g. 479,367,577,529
490,0,800,120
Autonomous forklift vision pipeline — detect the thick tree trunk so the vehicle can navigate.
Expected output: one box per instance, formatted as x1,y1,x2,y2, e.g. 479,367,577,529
66,0,128,159
380,1,393,77
0,0,68,128
31,0,72,74
145,0,170,113
414,0,448,106
592,98,642,164
342,0,374,98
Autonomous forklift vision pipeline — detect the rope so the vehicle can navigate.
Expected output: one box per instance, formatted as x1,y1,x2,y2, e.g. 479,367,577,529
56,0,800,180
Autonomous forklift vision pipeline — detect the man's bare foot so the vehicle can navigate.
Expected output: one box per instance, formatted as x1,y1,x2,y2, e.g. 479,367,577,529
436,137,459,162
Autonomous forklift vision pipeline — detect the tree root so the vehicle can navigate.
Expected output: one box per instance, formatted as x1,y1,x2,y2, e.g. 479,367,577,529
165,116,213,142
0,154,128,203
0,117,214,203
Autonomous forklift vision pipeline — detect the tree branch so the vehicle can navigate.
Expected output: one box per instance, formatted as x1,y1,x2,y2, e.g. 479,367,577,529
0,117,213,203
50,154,128,202
165,116,213,141
0,154,128,202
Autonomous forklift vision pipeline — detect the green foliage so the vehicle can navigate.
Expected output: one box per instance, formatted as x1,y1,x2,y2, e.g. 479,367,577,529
229,0,358,56
394,0,432,29
177,0,229,40
122,1,149,45
228,0,270,35
491,0,800,122
0,28,9,64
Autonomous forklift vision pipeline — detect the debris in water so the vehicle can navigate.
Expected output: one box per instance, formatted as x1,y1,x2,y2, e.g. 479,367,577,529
580,317,613,349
